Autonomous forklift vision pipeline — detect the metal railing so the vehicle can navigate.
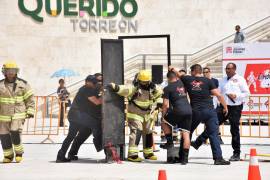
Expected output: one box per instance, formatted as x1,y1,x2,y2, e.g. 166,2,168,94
41,16,270,109
124,15,270,81
124,54,191,82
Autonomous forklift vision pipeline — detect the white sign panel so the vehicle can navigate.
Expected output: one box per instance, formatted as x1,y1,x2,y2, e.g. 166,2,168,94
223,43,270,114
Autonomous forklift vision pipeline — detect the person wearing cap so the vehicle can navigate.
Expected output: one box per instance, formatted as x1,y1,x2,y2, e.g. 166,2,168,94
56,75,102,162
108,70,163,162
0,61,35,163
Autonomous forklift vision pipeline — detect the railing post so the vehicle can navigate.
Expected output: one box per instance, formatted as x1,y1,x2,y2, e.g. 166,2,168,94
184,55,188,71
142,54,146,70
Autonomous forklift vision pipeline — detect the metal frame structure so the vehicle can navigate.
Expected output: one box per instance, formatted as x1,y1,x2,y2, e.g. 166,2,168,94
118,34,172,66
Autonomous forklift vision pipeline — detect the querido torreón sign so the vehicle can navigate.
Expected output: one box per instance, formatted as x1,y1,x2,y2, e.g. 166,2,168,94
18,0,138,22
18,0,139,33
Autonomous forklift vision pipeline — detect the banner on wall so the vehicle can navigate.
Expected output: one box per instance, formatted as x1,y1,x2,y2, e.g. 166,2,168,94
223,43,270,114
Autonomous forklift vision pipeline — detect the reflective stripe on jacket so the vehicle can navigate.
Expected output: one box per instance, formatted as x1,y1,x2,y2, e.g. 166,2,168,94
0,78,35,122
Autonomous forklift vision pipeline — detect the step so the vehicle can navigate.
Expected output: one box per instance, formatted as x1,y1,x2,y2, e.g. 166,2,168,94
209,69,222,73
205,65,222,69
259,39,270,42
214,59,223,63
207,62,222,66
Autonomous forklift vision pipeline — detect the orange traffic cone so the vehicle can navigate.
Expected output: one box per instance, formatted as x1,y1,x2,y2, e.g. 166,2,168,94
248,148,261,180
158,170,167,180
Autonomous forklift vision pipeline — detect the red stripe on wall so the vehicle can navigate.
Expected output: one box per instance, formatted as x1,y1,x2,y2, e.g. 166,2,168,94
223,58,270,61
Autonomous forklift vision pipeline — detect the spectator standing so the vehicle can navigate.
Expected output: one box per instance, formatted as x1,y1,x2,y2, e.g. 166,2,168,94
219,63,250,161
57,79,70,127
234,25,245,43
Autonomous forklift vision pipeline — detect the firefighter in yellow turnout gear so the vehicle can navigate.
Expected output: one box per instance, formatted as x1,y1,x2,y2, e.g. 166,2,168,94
0,61,35,163
109,70,163,162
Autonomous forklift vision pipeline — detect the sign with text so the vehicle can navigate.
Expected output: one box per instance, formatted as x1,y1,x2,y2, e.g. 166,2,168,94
223,43,270,114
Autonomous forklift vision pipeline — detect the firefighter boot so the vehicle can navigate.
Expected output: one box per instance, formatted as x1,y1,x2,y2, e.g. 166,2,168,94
15,155,23,163
1,134,14,163
11,131,24,163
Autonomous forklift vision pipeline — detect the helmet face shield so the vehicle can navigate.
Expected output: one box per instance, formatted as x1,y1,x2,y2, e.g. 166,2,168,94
139,80,150,86
2,68,19,76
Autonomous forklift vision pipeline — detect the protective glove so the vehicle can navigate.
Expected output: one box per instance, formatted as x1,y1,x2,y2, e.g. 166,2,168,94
107,83,120,92
26,114,34,118
157,103,163,109
149,82,156,90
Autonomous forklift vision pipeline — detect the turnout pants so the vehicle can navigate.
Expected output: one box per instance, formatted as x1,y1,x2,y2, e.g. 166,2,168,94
0,119,25,159
128,119,154,158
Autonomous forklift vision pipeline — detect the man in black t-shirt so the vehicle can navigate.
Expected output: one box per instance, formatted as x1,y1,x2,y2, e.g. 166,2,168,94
56,75,102,163
192,67,224,148
170,64,230,165
162,71,192,165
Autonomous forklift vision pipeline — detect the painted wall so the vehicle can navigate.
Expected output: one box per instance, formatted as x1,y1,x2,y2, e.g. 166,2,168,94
0,0,269,95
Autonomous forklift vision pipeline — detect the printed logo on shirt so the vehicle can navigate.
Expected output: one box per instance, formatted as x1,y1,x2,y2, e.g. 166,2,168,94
191,80,204,91
176,87,186,96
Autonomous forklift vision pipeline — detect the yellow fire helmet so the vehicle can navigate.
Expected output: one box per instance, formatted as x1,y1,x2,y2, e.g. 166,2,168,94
137,70,152,82
2,60,19,74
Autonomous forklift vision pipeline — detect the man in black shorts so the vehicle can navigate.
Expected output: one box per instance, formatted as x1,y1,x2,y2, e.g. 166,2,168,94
170,64,230,165
162,71,192,165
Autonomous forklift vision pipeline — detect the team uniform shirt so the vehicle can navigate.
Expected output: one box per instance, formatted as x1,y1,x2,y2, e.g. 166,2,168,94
219,74,250,106
70,86,101,119
163,80,192,115
181,76,216,111
162,80,192,131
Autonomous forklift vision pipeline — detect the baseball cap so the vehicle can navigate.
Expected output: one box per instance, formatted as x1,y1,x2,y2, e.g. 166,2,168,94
85,75,98,84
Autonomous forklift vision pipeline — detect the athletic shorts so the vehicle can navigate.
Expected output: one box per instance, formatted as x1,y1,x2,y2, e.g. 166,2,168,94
164,112,192,132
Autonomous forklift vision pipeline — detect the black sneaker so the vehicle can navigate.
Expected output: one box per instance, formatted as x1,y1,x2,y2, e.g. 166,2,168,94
229,154,240,161
191,141,200,150
167,157,176,164
160,142,174,149
214,158,231,165
56,156,71,163
68,154,78,161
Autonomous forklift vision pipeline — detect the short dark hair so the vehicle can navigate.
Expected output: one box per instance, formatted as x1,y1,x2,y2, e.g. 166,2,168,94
227,63,237,69
235,25,241,29
85,75,98,84
190,64,202,73
167,71,177,79
59,79,64,84
203,67,211,72
179,69,186,73
94,73,102,77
